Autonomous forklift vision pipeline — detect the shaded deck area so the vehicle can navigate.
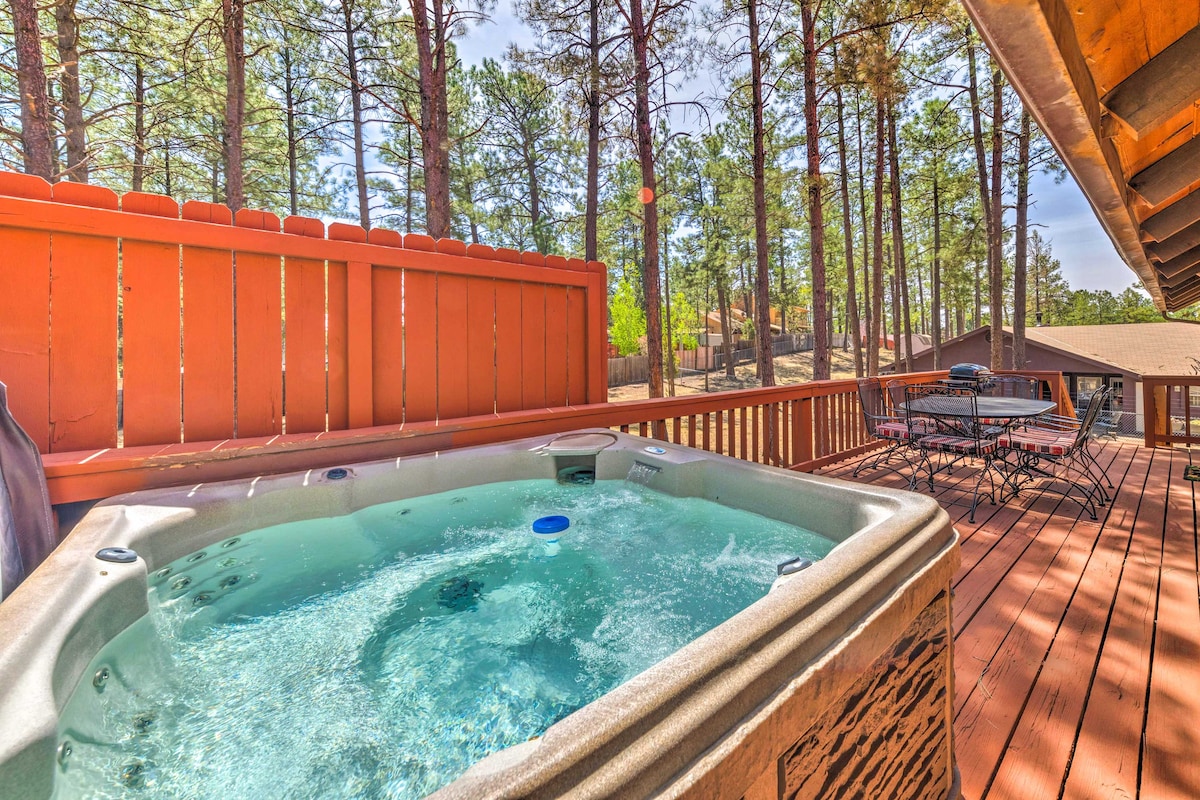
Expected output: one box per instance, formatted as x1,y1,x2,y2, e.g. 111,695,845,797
820,439,1200,800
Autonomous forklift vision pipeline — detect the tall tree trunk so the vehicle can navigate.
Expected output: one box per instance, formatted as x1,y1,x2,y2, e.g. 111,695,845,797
1013,109,1031,369
342,0,370,228
799,0,828,380
628,0,663,398
584,0,601,262
718,280,735,378
46,77,60,177
282,46,300,216
748,0,774,386
54,0,87,181
526,139,547,251
834,52,862,377
869,97,886,376
162,142,172,195
132,61,146,192
10,0,54,179
778,236,787,334
887,102,911,373
404,125,414,232
856,86,873,372
988,64,1005,368
222,0,246,212
916,263,926,333
966,33,993,336
973,260,982,330
889,244,900,372
411,0,451,238
932,171,943,368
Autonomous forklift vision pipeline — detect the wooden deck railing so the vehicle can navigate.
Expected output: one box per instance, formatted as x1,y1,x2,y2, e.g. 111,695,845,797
1142,376,1200,448
0,171,607,455
37,369,1075,506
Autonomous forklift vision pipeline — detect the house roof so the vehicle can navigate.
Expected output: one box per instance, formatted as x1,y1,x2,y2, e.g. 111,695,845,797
925,322,1200,378
1021,323,1200,377
961,0,1200,311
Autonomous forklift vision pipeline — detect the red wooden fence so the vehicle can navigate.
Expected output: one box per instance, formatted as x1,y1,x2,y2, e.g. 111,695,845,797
0,172,607,454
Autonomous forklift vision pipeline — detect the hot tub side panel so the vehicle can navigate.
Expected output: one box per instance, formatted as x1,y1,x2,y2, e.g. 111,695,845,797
776,590,954,799
654,533,959,800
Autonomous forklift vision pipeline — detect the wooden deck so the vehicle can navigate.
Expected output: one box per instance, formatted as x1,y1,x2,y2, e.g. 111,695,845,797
820,439,1200,800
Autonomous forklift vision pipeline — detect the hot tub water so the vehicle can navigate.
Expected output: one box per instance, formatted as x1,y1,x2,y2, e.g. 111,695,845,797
52,478,834,800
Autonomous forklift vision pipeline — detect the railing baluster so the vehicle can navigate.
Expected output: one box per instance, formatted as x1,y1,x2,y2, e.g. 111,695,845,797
751,405,760,463
739,406,749,460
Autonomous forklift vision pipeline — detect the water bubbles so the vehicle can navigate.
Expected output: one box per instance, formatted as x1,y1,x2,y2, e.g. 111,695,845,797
218,557,239,570
170,576,192,592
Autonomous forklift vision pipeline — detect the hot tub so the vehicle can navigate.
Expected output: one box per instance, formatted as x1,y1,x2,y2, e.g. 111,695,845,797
0,430,959,799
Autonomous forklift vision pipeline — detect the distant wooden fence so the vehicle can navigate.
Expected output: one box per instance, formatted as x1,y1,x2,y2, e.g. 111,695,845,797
607,334,810,387
0,172,607,454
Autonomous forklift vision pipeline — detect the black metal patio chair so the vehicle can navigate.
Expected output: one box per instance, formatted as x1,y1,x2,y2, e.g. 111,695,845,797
853,377,920,478
997,385,1114,519
906,384,1005,522
982,375,1040,400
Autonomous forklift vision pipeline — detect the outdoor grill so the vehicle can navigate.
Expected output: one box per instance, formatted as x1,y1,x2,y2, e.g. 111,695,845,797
945,363,994,391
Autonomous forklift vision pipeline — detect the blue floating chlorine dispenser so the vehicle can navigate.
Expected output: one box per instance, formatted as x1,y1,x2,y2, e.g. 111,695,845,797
532,515,570,543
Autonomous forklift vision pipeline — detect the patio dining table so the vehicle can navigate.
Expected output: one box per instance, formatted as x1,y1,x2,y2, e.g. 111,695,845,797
899,395,1058,499
903,395,1056,425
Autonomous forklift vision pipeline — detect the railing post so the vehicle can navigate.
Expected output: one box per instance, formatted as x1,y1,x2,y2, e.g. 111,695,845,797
586,260,608,405
1144,381,1168,449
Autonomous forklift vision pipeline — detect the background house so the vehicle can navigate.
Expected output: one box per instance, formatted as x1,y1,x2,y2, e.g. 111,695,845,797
907,322,1200,432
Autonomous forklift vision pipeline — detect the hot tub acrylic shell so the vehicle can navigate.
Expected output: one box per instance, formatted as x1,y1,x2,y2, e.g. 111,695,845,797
0,430,959,800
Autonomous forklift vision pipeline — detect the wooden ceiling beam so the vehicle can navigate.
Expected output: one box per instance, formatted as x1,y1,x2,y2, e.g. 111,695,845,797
960,0,1165,310
1156,243,1200,280
1145,218,1200,263
1142,190,1200,242
1101,26,1200,141
1160,270,1200,293
1166,285,1200,309
1127,135,1200,207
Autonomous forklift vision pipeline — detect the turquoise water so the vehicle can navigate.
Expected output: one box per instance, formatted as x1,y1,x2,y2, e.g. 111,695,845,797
54,479,835,799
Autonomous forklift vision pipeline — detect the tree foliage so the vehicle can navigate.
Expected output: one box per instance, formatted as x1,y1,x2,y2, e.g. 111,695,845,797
0,0,1171,396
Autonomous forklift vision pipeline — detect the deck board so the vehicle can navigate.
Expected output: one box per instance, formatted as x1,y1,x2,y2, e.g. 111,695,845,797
820,440,1199,800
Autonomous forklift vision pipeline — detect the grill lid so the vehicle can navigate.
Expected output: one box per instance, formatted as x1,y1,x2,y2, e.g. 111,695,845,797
948,363,993,379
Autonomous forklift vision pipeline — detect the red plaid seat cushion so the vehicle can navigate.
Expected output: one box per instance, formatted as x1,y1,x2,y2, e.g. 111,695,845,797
876,421,912,440
998,431,1075,456
918,434,997,456
978,417,1009,426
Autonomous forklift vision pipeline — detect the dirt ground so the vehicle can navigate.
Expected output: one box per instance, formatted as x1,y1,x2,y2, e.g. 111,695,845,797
606,347,862,403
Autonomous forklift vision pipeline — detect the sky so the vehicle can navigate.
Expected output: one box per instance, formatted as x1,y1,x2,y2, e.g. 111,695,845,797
456,6,1143,297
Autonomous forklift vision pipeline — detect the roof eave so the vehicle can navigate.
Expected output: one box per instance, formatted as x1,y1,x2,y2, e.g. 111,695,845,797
960,0,1166,311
